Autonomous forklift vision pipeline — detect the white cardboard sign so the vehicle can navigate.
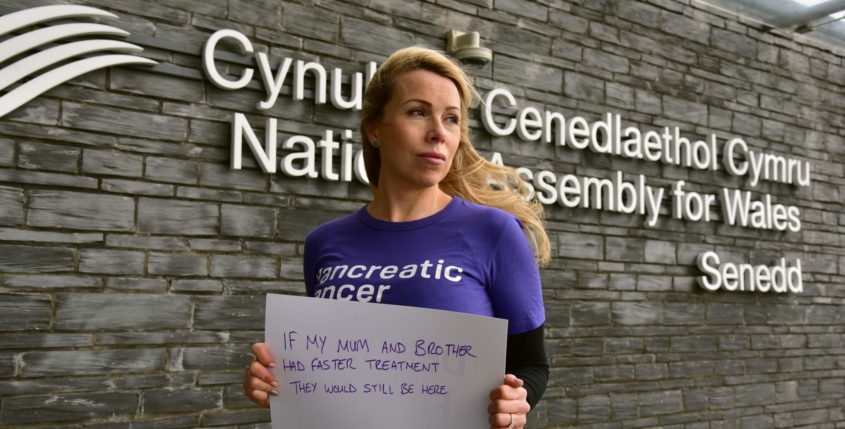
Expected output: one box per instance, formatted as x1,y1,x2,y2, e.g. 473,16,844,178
265,294,508,428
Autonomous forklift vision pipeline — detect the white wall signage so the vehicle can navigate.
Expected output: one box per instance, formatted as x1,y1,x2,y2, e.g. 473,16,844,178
0,14,808,295
202,29,375,182
696,251,802,293
202,29,811,294
0,5,156,118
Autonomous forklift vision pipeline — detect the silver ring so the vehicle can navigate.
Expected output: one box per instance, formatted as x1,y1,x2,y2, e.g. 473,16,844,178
508,413,514,428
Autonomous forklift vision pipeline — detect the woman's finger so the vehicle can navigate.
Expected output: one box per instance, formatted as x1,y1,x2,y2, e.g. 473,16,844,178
503,374,523,388
243,355,279,409
247,373,278,394
489,384,528,401
488,411,525,428
488,411,508,427
512,412,525,428
488,398,530,414
251,342,276,368
248,360,278,385
247,388,271,408
243,366,277,408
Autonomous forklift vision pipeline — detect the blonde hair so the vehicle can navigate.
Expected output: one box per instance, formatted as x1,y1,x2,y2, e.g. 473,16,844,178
360,46,550,265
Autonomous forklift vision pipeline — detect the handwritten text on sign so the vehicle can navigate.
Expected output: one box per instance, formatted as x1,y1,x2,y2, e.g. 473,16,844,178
265,294,507,429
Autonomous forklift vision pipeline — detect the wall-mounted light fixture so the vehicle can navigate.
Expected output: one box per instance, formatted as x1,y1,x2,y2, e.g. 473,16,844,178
765,0,845,33
446,30,492,66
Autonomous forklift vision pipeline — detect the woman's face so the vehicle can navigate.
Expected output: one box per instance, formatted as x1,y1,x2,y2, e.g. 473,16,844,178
367,69,462,192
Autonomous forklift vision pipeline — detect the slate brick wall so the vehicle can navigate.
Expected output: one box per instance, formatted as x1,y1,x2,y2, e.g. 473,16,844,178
0,0,843,428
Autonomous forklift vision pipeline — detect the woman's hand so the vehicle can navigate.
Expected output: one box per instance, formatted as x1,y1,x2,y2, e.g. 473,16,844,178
243,342,278,408
488,374,531,428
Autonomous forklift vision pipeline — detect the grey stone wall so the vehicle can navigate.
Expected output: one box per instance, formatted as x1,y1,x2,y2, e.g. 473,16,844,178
1,0,844,428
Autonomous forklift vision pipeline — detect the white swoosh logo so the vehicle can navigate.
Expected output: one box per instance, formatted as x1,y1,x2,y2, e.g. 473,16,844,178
0,5,157,118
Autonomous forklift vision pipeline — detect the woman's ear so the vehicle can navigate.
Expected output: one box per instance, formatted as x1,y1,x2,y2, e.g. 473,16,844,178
363,120,379,146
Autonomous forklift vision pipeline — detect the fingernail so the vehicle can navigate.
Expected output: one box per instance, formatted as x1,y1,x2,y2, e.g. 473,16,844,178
271,389,279,396
271,381,279,388
268,362,276,368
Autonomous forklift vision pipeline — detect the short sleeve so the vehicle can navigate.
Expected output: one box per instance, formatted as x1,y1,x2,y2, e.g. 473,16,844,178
488,216,545,335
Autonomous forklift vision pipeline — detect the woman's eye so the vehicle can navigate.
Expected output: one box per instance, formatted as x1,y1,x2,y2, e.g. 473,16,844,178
445,115,460,125
408,108,425,116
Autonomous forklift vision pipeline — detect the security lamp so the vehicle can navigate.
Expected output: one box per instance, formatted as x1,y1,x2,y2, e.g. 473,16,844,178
446,30,492,66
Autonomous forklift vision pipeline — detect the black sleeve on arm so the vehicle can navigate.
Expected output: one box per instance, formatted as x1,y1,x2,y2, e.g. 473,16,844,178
505,323,549,409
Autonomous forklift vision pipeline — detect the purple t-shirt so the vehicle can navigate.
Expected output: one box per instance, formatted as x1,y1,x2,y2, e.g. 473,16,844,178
303,196,544,335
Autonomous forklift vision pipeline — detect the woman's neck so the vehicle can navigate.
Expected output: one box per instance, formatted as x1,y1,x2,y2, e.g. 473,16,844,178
367,186,452,222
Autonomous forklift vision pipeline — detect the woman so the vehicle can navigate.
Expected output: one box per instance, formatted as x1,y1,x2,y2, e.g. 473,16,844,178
245,46,551,429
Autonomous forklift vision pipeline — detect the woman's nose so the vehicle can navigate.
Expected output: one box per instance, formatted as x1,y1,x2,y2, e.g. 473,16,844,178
427,118,447,143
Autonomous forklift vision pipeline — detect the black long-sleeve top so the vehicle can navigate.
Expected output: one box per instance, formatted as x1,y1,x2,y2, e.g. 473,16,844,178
505,323,549,408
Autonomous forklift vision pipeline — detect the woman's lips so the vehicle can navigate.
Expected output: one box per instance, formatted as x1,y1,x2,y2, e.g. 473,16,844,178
419,152,446,165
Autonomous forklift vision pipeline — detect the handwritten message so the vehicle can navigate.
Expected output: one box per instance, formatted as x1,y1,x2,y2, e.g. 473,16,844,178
265,294,507,428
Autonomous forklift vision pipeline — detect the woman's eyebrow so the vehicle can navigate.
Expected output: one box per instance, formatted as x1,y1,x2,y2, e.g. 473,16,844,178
402,98,431,106
402,98,460,110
